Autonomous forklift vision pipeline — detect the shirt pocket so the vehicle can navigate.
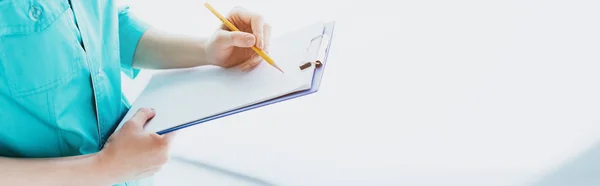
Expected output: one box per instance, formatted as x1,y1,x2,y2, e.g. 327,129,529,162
0,0,82,98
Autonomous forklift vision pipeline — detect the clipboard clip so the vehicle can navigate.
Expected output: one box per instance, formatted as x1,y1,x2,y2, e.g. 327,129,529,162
299,33,330,71
299,60,322,70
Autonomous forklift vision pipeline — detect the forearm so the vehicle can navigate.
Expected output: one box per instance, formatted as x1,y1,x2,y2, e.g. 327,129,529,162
132,29,210,69
0,155,112,186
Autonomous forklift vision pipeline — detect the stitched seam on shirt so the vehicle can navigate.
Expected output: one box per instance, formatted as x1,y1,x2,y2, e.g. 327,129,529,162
4,6,78,98
47,91,65,157
10,70,79,98
85,50,103,151
0,46,12,97
0,1,68,35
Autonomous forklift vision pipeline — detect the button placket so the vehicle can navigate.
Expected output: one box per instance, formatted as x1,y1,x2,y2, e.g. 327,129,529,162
94,78,105,144
93,67,110,145
97,68,105,78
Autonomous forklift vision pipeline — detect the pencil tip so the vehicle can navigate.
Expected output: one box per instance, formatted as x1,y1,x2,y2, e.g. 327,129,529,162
273,64,284,73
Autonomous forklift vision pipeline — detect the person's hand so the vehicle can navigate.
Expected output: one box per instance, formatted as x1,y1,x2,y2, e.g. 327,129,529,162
96,108,175,184
205,6,271,72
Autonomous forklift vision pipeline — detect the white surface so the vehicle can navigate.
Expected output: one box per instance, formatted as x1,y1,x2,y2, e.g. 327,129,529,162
120,0,600,185
118,23,324,133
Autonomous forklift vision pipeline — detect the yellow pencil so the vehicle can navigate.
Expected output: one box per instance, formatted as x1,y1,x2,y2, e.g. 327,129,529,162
204,2,284,73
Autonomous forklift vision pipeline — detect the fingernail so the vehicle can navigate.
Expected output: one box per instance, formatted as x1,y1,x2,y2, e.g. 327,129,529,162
245,35,254,46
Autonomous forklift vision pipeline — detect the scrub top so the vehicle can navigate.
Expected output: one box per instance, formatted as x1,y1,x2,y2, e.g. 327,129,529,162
0,0,149,185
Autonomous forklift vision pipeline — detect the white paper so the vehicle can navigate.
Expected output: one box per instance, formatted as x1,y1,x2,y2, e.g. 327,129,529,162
117,22,326,133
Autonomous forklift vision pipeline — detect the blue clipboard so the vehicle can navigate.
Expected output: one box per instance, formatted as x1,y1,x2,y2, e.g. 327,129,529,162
156,21,336,135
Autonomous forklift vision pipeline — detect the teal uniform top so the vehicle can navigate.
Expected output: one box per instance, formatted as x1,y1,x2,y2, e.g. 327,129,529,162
0,0,150,185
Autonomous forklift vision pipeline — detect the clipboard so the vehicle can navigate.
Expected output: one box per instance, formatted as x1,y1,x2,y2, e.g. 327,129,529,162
145,21,336,135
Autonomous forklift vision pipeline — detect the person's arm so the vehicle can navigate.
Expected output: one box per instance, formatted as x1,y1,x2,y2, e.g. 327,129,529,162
130,6,270,71
132,29,211,69
0,108,174,186
0,155,111,186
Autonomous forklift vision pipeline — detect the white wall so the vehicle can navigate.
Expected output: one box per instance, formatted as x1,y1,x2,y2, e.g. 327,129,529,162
117,0,600,186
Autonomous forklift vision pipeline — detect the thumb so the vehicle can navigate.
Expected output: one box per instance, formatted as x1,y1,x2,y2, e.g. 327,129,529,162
214,30,256,48
162,132,177,144
150,131,177,145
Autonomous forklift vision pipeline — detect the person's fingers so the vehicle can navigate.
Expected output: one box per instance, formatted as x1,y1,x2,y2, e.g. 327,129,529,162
214,30,256,48
228,6,265,49
263,24,271,51
240,54,262,72
126,108,155,129
250,15,265,49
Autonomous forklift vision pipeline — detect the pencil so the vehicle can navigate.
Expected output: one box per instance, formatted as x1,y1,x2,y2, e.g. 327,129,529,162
204,2,284,73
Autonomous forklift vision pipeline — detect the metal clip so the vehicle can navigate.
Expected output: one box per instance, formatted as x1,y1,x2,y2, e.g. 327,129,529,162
298,33,329,71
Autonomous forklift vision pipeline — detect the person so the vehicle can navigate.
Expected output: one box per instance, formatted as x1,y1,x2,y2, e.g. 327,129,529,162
0,0,270,185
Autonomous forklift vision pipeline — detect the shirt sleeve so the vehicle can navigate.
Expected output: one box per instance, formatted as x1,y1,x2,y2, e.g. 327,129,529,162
118,6,149,79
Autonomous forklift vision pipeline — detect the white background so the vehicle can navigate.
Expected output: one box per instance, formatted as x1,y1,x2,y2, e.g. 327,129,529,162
118,0,600,185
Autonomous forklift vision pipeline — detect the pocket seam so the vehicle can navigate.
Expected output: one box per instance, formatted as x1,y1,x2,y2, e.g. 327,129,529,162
8,66,80,98
0,6,80,98
0,1,69,36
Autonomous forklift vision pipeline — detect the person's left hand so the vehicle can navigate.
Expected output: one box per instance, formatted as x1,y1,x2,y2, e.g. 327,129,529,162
205,6,271,72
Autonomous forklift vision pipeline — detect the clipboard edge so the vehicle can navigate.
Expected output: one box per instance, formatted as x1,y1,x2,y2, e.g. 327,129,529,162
156,21,336,135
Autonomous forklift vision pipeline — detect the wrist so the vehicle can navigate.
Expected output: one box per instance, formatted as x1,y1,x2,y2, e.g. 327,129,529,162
196,38,211,66
91,152,118,186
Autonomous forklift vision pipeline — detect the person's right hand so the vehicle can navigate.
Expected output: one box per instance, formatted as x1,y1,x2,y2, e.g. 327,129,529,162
96,108,175,184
